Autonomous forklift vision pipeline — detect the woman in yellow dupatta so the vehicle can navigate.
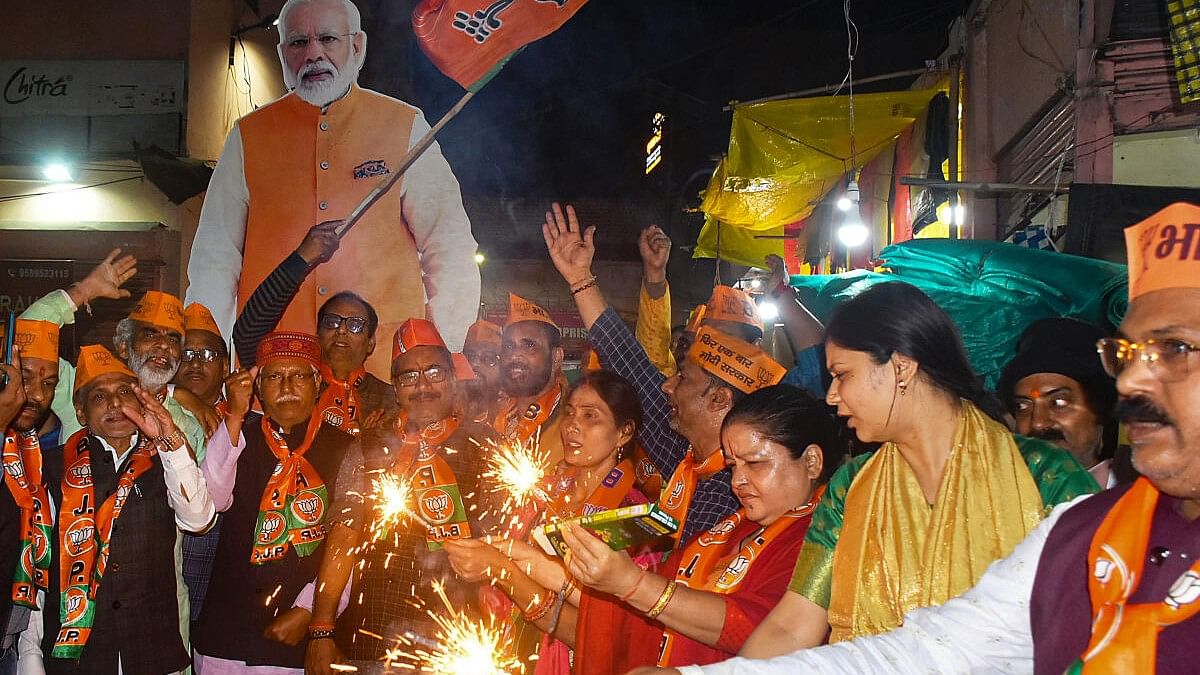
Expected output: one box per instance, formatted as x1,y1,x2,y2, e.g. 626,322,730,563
732,282,1100,659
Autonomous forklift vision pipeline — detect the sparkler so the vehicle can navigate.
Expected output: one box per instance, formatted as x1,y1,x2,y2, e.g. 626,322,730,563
368,472,435,539
482,439,556,514
388,580,522,674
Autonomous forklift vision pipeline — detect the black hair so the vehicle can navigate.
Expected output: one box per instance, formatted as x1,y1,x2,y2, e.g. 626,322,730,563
505,320,562,350
318,291,379,338
722,384,847,484
568,369,643,459
826,282,1007,424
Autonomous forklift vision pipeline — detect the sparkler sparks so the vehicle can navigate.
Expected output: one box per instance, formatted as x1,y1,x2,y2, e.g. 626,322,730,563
482,440,555,514
389,580,522,674
368,473,435,539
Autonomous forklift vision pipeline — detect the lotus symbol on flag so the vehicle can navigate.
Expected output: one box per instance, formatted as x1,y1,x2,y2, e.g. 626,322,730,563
66,521,95,555
65,587,89,623
666,480,685,508
4,458,24,482
293,492,324,524
421,488,454,523
1165,571,1200,610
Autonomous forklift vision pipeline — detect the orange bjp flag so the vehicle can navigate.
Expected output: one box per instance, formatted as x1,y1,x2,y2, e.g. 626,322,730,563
413,0,592,91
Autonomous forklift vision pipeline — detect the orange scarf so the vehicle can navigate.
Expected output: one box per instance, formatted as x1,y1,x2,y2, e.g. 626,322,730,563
317,364,365,434
658,486,825,665
1072,477,1200,674
494,381,563,444
549,459,638,518
657,448,725,546
393,414,471,549
252,414,328,563
2,429,53,608
54,430,156,658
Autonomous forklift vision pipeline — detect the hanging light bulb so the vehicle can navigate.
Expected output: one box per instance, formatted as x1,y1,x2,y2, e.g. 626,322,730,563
836,180,868,248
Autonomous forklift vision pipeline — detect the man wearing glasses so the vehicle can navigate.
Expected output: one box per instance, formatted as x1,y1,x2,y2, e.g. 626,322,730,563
234,222,399,436
175,303,232,419
288,318,499,673
462,320,504,422
187,0,480,379
652,203,1200,675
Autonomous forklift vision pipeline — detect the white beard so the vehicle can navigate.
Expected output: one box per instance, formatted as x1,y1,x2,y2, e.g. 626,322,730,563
287,58,360,108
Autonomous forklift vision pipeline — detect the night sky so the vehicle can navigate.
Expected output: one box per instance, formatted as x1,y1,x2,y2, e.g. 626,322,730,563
353,0,968,258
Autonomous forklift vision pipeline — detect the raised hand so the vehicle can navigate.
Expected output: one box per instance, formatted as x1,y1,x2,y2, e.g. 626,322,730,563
121,383,181,443
638,225,671,284
295,221,343,266
542,202,596,287
70,248,138,307
0,347,26,430
223,367,257,420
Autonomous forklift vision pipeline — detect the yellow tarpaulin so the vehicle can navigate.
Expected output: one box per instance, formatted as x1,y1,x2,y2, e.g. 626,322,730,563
701,88,942,231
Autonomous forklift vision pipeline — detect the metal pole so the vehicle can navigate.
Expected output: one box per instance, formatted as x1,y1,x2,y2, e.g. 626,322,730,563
947,59,961,240
898,177,1068,193
335,90,476,239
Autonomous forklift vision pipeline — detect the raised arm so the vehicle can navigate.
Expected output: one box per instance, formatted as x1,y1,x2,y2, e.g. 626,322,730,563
233,221,340,368
636,225,676,376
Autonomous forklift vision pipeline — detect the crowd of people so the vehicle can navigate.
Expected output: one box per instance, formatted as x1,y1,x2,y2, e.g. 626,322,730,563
1,0,1197,673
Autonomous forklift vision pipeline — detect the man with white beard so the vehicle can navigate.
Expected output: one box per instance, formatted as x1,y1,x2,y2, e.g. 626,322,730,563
186,0,480,377
20,254,207,462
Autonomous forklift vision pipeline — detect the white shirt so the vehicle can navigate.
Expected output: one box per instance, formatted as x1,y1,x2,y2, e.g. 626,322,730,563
679,495,1091,675
185,95,481,351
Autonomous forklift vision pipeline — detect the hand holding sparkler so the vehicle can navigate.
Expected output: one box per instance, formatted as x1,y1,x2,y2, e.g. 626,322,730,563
389,580,521,674
368,472,436,540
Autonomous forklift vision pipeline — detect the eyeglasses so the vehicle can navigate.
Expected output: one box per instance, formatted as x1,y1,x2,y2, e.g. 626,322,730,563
319,312,368,334
182,348,221,364
1096,337,1200,382
282,32,357,53
465,351,500,368
395,365,449,388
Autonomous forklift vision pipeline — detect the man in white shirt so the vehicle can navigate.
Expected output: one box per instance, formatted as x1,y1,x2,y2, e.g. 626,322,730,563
186,0,480,376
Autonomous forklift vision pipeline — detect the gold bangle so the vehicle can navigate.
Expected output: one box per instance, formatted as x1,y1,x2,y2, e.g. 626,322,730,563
645,580,678,619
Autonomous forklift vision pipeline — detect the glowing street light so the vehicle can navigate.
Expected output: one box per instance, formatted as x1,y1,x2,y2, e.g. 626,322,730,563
757,301,779,322
42,163,72,183
474,252,486,265
836,179,868,248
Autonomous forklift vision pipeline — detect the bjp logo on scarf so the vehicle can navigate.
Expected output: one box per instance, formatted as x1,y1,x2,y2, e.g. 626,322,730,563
3,458,24,483
420,488,454,524
1166,571,1200,610
1093,556,1121,585
65,461,92,489
698,517,737,548
665,480,686,509
716,555,751,591
65,519,96,556
64,587,90,624
291,490,325,526
258,512,286,544
323,407,346,428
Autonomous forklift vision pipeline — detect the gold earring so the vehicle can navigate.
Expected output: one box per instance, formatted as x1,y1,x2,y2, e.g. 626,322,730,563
898,380,908,396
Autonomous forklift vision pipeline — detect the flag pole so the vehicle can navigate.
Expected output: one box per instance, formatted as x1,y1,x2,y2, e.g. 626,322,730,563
334,90,476,239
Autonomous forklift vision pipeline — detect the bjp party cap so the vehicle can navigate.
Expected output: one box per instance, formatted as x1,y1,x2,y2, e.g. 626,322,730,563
687,327,786,395
452,352,477,381
392,318,448,360
129,290,185,335
705,286,763,336
465,320,503,350
506,293,557,328
1125,202,1200,300
74,345,136,393
257,332,322,368
0,319,59,363
183,303,222,338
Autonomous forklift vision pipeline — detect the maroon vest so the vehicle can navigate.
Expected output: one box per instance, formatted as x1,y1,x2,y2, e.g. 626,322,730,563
1030,484,1200,674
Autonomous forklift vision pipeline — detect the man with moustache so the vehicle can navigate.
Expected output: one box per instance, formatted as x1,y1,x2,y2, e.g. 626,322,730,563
192,332,364,673
1000,317,1130,488
29,345,214,674
234,221,398,437
0,322,60,668
187,0,480,377
652,203,1200,675
494,294,566,464
295,318,498,673
21,259,206,467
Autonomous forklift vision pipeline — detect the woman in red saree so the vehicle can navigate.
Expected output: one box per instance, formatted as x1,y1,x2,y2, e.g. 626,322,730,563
445,369,653,673
559,384,846,672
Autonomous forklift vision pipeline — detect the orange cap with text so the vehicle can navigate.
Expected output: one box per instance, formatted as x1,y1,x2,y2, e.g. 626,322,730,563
392,318,448,360
129,290,185,335
0,319,59,363
506,293,557,328
705,286,763,335
465,320,503,350
183,303,222,337
1125,202,1200,300
74,345,136,393
687,326,785,394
